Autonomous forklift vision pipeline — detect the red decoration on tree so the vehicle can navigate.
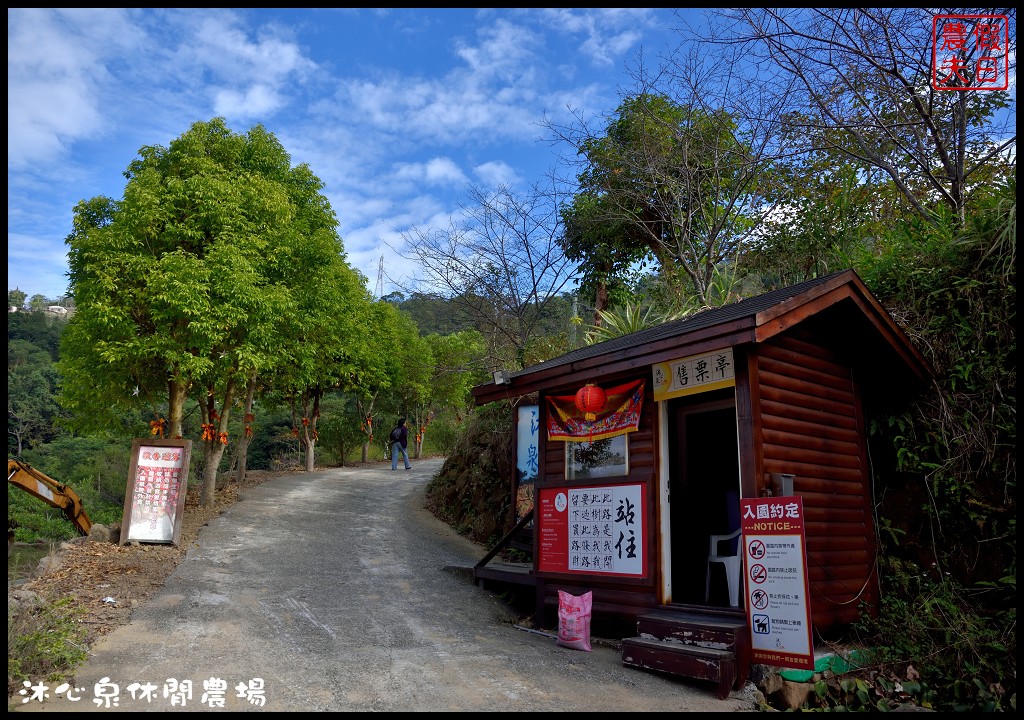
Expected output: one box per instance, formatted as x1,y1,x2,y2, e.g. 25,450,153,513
575,383,607,421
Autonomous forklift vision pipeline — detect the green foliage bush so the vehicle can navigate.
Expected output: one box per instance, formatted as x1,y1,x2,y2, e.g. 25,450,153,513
846,178,1017,711
420,415,463,456
425,404,515,546
7,594,89,697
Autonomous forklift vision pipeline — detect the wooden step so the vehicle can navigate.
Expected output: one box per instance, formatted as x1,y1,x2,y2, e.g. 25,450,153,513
621,636,736,700
628,608,751,691
638,608,746,641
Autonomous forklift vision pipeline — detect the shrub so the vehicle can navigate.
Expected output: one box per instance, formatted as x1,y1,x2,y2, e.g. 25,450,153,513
7,593,89,697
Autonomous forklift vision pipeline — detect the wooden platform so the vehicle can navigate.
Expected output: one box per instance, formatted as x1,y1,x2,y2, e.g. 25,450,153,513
621,606,750,700
473,561,535,587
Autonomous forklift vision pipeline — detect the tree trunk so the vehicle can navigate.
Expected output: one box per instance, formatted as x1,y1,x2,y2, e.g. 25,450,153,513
592,280,609,326
234,375,257,484
202,441,228,506
235,436,251,482
357,393,379,464
304,436,316,471
167,378,191,439
200,379,234,506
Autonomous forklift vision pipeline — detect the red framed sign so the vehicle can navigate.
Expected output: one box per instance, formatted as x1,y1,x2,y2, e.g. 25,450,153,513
120,438,191,546
931,14,1010,91
537,483,646,577
740,496,814,670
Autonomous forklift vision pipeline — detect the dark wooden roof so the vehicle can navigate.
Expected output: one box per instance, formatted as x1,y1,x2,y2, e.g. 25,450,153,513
473,269,933,406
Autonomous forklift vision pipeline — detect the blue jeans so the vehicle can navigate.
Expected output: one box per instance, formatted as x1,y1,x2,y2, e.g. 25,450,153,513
391,442,411,470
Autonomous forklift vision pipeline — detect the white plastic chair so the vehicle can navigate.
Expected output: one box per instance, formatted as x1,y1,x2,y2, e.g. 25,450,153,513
705,527,743,606
705,490,742,606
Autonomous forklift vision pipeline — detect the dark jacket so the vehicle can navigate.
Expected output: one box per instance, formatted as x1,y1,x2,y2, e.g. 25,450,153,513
392,424,409,449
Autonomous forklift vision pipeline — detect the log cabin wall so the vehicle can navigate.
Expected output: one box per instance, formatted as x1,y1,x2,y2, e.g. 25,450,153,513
534,374,661,633
755,331,878,628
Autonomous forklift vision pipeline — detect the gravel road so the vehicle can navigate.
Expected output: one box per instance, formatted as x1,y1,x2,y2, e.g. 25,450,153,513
13,459,757,712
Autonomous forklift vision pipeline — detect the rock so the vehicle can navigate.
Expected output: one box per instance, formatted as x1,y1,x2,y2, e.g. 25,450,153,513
8,588,43,610
88,523,116,543
36,553,63,576
774,679,813,710
760,669,784,695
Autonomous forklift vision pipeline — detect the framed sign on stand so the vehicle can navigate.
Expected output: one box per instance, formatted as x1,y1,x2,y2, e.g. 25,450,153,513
120,438,191,546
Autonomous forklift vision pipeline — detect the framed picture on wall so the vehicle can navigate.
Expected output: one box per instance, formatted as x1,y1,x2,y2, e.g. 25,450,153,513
565,434,629,480
120,438,191,546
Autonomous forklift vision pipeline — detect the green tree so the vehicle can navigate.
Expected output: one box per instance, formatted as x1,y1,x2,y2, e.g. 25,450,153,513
551,94,780,307
270,261,376,471
58,117,353,505
28,294,48,312
559,192,650,325
8,308,65,360
8,339,60,454
408,330,488,456
349,301,421,463
848,177,1016,710
9,288,27,309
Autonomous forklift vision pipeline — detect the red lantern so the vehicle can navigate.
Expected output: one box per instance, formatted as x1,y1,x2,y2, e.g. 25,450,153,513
575,383,607,421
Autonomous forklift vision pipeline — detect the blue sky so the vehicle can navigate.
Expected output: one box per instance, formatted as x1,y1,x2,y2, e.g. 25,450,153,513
8,7,697,301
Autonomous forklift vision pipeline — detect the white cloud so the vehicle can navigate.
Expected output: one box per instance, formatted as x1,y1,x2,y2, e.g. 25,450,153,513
473,161,520,189
213,84,285,118
8,8,686,301
454,18,540,78
187,13,318,120
7,8,143,168
540,8,656,67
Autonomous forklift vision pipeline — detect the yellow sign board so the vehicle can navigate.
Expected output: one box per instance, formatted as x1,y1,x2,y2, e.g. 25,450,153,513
652,347,735,401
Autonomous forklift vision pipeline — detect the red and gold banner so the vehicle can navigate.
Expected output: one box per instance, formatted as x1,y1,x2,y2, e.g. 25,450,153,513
546,379,644,441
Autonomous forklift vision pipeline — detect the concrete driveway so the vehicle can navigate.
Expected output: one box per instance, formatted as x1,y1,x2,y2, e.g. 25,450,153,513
14,458,757,712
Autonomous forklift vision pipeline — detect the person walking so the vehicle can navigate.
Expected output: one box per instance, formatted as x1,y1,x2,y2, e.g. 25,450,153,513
390,417,412,470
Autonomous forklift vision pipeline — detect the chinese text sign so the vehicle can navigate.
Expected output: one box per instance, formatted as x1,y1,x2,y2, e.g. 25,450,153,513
122,439,190,545
515,404,540,520
652,347,734,402
932,14,1009,91
741,497,814,671
538,484,645,576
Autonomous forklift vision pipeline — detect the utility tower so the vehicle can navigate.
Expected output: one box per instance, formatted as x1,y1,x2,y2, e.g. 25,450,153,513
374,255,384,299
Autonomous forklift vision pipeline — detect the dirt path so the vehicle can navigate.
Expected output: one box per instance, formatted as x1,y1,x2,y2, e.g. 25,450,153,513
12,460,758,712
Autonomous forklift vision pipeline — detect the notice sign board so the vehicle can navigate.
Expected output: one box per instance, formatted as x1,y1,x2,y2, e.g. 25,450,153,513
121,438,191,546
537,483,645,577
740,496,814,670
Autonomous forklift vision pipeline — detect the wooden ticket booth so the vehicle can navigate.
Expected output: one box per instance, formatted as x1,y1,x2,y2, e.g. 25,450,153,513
471,269,932,698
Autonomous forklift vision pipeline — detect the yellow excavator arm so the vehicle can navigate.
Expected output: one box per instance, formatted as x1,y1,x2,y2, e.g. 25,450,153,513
7,458,92,535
